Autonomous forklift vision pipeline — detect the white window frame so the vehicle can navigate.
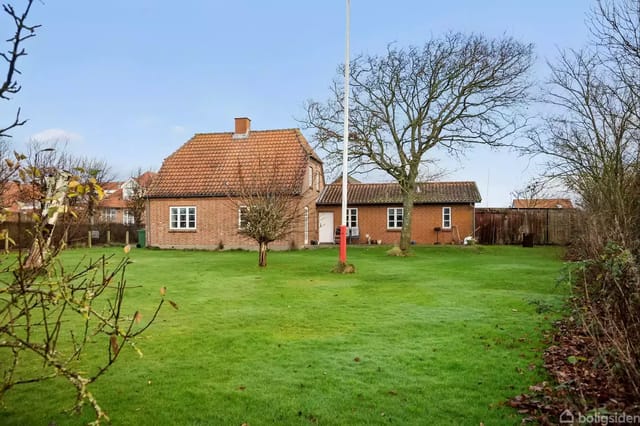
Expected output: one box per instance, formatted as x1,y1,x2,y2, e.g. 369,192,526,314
346,207,358,228
170,206,196,230
308,166,313,188
315,171,320,191
238,206,249,229
442,206,452,229
387,207,403,230
123,209,135,225
102,208,117,222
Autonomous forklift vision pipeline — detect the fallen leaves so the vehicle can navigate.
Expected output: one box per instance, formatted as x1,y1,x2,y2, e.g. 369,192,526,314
507,318,640,423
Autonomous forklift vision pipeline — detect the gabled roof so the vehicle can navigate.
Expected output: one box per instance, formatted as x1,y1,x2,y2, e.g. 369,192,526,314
148,128,320,198
100,172,157,209
317,181,481,205
512,198,574,209
1,181,39,212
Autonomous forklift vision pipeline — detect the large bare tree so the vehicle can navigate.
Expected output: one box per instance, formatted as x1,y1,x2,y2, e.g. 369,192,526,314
303,33,533,252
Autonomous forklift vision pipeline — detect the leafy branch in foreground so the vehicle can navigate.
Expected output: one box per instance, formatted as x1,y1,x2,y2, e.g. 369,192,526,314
0,254,167,423
0,159,172,424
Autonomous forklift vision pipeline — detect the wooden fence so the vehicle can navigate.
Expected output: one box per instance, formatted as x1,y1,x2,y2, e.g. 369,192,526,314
0,219,140,250
475,208,578,245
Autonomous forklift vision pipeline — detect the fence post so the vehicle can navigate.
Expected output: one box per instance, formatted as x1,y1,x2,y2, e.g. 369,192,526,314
107,230,111,244
88,230,92,248
3,229,8,253
125,230,129,245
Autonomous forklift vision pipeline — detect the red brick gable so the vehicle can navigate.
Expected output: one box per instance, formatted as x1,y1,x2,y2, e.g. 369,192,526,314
317,181,482,205
148,128,320,198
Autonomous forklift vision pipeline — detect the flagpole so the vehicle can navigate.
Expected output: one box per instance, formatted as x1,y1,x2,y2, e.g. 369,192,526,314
339,0,350,264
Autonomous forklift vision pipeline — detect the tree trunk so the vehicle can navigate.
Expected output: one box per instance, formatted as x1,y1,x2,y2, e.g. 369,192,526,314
258,241,268,267
25,172,70,269
399,188,415,252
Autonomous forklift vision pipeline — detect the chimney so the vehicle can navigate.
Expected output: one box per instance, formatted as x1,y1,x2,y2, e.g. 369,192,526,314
233,117,251,138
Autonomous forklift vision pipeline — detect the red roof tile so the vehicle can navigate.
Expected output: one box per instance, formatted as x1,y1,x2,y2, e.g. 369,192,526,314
317,181,481,205
148,128,320,198
512,198,574,209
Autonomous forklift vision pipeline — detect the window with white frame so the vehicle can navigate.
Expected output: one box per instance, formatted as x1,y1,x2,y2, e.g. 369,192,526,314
238,206,249,229
308,166,313,188
123,209,135,225
102,208,117,222
442,206,452,229
346,208,358,228
170,206,196,230
315,171,320,191
387,207,403,229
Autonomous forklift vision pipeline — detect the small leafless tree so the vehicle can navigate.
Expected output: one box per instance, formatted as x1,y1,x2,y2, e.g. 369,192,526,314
126,168,154,228
228,161,301,267
303,33,534,252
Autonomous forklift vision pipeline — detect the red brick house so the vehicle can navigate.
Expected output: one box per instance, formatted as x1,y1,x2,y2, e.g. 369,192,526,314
99,171,157,225
146,118,324,249
316,181,481,245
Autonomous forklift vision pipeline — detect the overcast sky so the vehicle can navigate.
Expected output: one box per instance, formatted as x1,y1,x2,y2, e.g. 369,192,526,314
2,1,593,206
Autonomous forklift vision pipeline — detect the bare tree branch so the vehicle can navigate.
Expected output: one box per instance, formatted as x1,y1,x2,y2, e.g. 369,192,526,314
302,33,533,251
1,0,40,138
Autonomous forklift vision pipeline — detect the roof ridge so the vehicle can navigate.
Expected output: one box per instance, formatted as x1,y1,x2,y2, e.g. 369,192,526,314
193,128,301,136
326,180,478,185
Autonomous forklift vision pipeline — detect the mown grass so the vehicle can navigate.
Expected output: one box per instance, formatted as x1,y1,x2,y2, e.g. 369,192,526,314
0,245,567,425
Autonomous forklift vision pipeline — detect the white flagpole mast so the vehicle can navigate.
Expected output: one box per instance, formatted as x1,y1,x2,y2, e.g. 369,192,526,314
339,0,350,264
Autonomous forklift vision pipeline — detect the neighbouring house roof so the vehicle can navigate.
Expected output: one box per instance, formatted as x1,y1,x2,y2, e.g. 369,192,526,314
511,198,574,209
101,182,122,193
1,181,40,213
316,181,482,205
100,172,157,209
330,176,362,184
147,127,321,198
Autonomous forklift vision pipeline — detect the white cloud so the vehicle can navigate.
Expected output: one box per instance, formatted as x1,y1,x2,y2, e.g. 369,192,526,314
30,128,84,143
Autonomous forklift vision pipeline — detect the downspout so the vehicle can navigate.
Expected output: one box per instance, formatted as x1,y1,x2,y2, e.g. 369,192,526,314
472,202,476,240
145,195,151,246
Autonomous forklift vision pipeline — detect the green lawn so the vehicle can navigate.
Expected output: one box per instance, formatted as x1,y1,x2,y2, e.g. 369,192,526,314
0,245,567,425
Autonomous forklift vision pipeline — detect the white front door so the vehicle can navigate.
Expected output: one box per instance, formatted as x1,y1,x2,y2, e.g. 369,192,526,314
318,212,334,243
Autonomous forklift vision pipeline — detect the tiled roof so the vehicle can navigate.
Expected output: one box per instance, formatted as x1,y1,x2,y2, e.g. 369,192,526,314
148,128,320,198
137,171,156,187
317,181,481,205
100,188,126,208
512,198,574,209
100,172,157,209
1,181,39,212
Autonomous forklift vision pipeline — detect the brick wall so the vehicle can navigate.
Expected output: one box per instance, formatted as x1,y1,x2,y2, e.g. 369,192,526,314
147,182,323,250
145,157,325,250
317,204,475,245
